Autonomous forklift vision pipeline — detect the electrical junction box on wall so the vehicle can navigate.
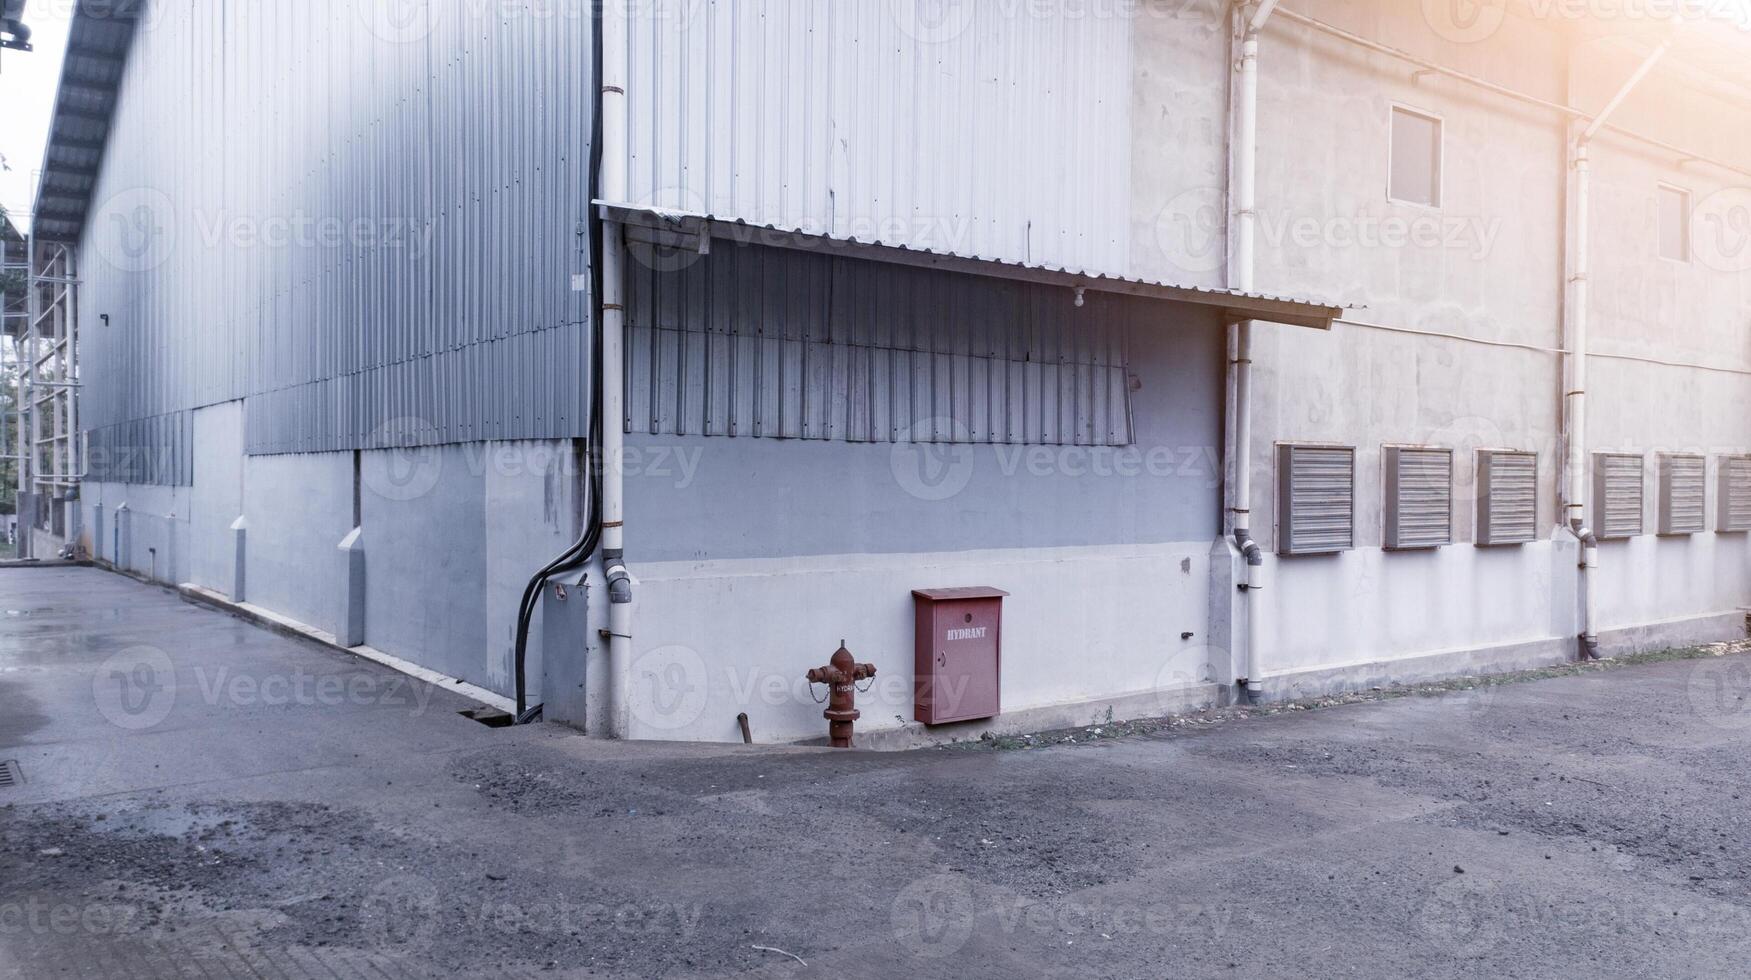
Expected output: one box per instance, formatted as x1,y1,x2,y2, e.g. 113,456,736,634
913,587,1008,725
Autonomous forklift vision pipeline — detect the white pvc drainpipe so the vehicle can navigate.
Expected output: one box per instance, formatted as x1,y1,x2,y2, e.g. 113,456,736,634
600,0,633,735
1230,0,1277,703
1566,39,1669,661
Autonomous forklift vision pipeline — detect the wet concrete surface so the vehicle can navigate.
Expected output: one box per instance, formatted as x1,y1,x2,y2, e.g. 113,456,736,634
4,566,1751,978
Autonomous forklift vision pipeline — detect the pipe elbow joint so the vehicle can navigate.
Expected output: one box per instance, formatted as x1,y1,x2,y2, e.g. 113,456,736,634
1569,520,1597,550
604,550,633,604
1233,529,1264,566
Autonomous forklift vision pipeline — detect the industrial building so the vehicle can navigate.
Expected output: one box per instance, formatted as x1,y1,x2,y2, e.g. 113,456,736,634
11,0,1751,744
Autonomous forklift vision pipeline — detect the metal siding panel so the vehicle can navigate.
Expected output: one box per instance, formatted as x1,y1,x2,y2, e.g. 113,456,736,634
624,0,1131,277
78,1,595,471
621,241,1133,447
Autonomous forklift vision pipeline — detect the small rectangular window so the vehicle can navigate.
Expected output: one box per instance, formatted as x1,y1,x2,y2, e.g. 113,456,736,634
1593,453,1645,539
1658,185,1691,262
1476,450,1538,546
1720,455,1751,533
1389,107,1442,208
1277,445,1355,556
1384,446,1452,550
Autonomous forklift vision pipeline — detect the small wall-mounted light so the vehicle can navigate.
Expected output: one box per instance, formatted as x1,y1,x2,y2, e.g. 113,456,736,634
1073,286,1086,308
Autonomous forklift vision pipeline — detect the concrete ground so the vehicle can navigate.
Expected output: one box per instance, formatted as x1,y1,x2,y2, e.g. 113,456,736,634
4,567,1751,979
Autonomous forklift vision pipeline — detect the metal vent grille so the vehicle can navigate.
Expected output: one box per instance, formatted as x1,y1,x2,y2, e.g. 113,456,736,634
1720,455,1751,533
1477,450,1538,546
1593,453,1645,539
1277,445,1355,555
0,760,20,788
1384,447,1452,550
1659,454,1707,535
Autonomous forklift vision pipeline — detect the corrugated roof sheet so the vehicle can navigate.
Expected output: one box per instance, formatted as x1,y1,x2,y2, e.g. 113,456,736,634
30,0,141,242
597,200,1351,330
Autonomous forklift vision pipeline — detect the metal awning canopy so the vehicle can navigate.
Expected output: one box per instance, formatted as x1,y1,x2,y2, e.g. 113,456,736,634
596,201,1349,331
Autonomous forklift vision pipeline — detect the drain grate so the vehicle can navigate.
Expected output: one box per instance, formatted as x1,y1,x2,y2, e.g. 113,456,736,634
459,707,515,729
0,760,21,788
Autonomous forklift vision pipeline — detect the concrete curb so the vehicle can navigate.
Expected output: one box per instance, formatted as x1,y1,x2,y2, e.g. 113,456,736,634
176,582,517,716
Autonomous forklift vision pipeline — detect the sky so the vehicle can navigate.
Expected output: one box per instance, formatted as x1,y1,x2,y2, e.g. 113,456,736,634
0,1,69,234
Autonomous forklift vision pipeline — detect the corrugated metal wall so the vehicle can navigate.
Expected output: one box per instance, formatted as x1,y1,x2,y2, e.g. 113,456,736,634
624,0,1134,276
79,0,595,469
626,242,1134,446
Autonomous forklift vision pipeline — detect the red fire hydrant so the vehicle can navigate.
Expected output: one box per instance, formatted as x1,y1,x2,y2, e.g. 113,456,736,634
806,641,876,748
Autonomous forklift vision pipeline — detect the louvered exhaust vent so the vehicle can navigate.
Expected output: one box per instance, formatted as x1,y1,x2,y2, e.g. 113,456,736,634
1720,455,1751,533
1658,454,1707,536
1476,450,1538,546
1277,445,1354,556
1384,446,1452,550
1593,453,1644,539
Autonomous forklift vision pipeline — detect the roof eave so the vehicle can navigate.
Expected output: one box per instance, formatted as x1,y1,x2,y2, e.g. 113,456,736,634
597,201,1348,331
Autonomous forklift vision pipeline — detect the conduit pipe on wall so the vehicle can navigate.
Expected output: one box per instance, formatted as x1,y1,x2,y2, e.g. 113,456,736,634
1564,38,1670,661
600,0,634,737
1228,0,1279,704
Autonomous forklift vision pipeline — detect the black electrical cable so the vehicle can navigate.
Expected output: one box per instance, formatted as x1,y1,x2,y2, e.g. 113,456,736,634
513,3,607,724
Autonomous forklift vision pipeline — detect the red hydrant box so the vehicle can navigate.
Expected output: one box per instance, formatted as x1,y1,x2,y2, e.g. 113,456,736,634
912,587,1008,725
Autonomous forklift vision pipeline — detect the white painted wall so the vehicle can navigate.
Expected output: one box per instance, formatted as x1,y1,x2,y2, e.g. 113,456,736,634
1121,1,1751,684
627,543,1215,744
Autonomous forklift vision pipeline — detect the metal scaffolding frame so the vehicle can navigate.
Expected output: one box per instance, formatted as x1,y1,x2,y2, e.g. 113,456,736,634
9,237,82,558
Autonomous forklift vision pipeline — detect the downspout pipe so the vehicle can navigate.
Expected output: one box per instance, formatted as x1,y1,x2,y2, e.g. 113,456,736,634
600,0,634,738
1230,0,1276,705
1565,38,1668,662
